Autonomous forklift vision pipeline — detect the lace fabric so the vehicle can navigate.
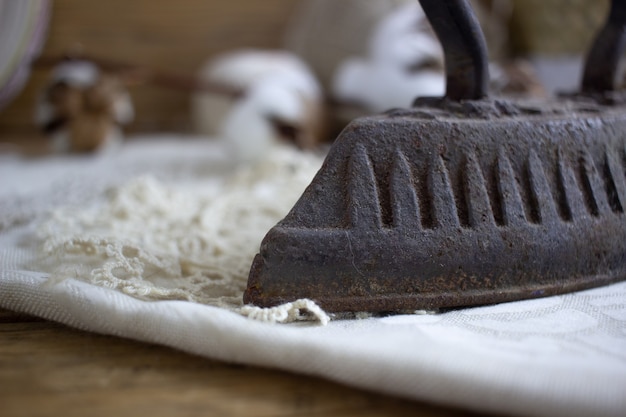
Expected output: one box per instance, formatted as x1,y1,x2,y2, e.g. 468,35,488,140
2,138,329,323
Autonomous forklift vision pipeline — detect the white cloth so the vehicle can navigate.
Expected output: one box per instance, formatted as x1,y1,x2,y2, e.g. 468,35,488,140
1,137,625,417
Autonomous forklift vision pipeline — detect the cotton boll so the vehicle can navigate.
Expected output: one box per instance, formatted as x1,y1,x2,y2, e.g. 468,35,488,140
219,83,278,164
193,50,308,137
219,71,321,163
35,60,99,129
192,50,325,162
377,32,442,71
35,60,133,153
331,3,445,113
369,4,442,70
334,59,444,113
50,60,100,88
330,1,544,112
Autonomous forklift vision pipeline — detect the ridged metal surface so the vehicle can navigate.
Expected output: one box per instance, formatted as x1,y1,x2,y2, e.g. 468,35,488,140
246,0,626,312
245,99,626,312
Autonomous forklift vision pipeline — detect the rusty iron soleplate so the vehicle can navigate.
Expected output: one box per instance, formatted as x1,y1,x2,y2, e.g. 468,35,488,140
244,97,626,312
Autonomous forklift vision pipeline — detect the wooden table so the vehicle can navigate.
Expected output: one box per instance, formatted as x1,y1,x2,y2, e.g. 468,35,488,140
0,308,489,417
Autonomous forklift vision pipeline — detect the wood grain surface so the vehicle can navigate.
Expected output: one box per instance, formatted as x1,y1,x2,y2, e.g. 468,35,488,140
0,0,299,136
0,308,493,417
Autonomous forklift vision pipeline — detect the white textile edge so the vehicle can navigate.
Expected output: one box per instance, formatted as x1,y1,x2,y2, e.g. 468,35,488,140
1,270,625,417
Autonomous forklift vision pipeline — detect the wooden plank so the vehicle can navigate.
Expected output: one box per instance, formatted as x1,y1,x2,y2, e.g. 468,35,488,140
0,308,486,417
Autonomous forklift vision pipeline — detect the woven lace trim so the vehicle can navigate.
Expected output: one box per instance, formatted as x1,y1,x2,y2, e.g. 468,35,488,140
35,146,330,325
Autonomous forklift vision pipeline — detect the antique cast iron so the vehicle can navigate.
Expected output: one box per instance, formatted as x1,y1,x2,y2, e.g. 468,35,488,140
244,0,626,312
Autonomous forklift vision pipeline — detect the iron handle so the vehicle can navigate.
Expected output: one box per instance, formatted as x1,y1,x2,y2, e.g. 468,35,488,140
582,0,626,93
418,0,489,100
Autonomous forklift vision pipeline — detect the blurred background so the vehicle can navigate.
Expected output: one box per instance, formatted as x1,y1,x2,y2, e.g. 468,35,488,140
0,0,612,146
